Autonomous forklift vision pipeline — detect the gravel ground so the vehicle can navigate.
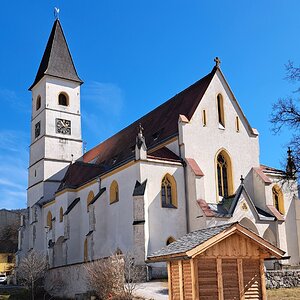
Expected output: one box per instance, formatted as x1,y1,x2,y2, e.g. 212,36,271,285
134,281,169,300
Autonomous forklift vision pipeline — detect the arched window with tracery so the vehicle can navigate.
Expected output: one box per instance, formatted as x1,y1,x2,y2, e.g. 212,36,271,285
216,150,233,199
110,181,119,204
161,174,177,208
272,185,284,214
47,211,53,230
58,93,69,106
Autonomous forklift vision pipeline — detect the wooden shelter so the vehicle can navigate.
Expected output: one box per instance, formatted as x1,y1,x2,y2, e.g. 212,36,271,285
147,223,284,300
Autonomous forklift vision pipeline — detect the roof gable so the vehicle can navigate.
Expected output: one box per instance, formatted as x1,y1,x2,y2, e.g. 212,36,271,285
147,223,284,262
83,68,217,169
30,20,82,90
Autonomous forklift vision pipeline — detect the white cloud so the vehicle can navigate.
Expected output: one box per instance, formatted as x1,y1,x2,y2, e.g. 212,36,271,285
82,81,124,117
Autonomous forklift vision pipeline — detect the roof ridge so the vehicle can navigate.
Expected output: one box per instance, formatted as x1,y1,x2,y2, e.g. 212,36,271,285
83,68,216,163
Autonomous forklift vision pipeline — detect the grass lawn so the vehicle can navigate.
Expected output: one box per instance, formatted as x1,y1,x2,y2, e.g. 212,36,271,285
267,287,300,299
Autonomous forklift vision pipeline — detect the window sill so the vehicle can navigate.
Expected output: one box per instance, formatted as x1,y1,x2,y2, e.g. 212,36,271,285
218,123,225,130
162,204,177,209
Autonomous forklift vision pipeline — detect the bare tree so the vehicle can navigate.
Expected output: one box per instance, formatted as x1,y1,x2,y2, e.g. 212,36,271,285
271,60,300,180
84,253,144,300
17,250,48,300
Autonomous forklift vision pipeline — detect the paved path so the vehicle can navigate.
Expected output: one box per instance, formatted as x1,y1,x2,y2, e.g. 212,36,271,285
134,281,168,300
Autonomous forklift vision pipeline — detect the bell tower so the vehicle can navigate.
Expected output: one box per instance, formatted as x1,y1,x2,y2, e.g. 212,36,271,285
28,19,83,208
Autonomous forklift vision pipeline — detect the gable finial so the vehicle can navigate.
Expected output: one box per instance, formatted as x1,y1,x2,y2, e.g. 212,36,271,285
54,7,60,20
138,123,144,136
214,57,221,68
240,175,244,185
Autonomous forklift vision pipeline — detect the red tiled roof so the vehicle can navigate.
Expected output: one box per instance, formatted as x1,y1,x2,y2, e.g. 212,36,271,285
186,158,204,176
147,147,182,163
197,199,216,217
83,68,217,170
260,164,284,175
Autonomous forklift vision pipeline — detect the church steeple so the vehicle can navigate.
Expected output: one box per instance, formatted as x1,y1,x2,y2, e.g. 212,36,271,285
29,19,82,90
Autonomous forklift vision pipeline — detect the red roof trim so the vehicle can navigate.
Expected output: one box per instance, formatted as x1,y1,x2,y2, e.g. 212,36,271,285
267,205,285,221
186,158,204,177
253,167,272,184
197,199,215,217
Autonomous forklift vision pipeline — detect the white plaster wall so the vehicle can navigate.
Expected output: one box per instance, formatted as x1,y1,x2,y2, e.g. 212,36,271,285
165,139,180,156
140,161,186,258
180,71,260,204
92,165,139,259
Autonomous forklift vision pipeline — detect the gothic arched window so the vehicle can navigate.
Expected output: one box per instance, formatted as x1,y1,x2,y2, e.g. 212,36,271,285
87,191,95,211
166,236,176,245
59,207,63,223
272,185,285,214
47,211,53,230
58,93,69,106
110,181,119,204
36,95,41,111
217,94,225,127
161,174,177,208
216,151,233,198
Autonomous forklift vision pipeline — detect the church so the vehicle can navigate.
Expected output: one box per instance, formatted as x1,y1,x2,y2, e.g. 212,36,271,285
18,18,300,292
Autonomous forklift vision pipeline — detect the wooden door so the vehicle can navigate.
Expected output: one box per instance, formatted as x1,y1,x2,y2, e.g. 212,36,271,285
222,259,239,300
198,258,218,300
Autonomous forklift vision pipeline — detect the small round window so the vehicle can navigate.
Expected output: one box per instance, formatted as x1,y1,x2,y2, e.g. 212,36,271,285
58,93,69,106
36,95,41,111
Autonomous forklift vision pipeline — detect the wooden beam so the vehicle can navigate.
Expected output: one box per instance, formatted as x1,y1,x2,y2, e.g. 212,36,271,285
217,258,223,300
191,258,199,300
179,260,184,300
260,258,267,300
167,262,173,300
237,258,245,300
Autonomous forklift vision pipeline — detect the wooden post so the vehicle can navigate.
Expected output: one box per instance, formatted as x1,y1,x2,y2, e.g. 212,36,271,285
237,258,245,300
260,258,267,300
217,258,223,300
191,258,199,300
167,262,173,300
179,260,184,300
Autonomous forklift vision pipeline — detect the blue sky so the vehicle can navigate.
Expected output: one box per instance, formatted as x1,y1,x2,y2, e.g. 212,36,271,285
0,0,300,209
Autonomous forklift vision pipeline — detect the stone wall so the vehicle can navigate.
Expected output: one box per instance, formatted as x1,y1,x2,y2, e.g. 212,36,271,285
266,269,300,289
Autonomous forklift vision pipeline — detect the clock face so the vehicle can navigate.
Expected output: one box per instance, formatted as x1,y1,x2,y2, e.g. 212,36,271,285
35,122,41,138
56,118,71,135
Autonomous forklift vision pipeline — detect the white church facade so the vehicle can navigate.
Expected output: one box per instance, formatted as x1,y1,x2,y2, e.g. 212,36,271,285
19,19,300,282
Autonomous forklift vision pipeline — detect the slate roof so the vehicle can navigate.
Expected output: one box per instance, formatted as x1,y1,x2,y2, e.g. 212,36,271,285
148,223,234,258
132,180,147,196
198,185,274,221
64,197,80,215
83,68,217,168
88,188,106,206
30,20,82,90
147,147,182,163
57,161,105,192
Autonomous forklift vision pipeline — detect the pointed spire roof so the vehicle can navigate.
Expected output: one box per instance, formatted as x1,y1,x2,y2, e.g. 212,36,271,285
29,19,83,90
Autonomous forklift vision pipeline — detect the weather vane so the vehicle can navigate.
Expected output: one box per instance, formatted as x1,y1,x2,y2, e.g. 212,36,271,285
54,7,60,20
